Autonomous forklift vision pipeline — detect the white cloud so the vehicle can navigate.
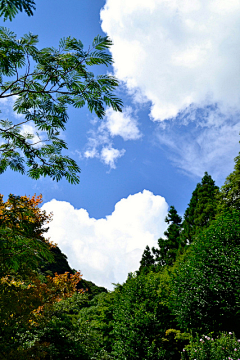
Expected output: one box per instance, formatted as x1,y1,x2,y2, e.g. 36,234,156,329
100,146,126,169
156,106,240,181
105,107,142,140
83,106,141,168
84,147,98,159
0,96,24,119
101,0,240,121
83,134,126,168
20,123,45,147
42,190,168,290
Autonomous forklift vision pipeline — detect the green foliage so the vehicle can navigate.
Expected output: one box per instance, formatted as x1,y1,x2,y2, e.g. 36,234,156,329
0,193,53,275
111,271,175,360
181,332,240,360
138,245,155,274
161,329,190,360
77,291,115,355
40,246,73,277
153,206,183,267
181,172,219,244
40,245,108,297
0,0,35,21
170,210,240,336
79,278,108,297
16,314,92,359
138,206,183,274
0,27,122,183
17,291,115,359
0,270,83,358
218,152,240,212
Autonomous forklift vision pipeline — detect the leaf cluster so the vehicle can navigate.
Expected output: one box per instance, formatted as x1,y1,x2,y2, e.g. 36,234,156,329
0,27,122,183
0,0,35,21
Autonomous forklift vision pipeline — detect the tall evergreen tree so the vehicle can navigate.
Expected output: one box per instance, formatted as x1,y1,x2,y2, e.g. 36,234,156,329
218,152,240,211
152,206,182,267
138,245,155,274
181,172,219,244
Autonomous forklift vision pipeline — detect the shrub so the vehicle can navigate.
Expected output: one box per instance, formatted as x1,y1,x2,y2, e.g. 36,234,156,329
181,332,240,360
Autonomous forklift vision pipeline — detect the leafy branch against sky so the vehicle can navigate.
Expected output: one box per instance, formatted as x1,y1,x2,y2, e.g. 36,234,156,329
0,24,122,182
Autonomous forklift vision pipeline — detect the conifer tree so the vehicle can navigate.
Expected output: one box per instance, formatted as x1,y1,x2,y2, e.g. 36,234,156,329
152,206,182,267
181,172,219,244
138,245,155,274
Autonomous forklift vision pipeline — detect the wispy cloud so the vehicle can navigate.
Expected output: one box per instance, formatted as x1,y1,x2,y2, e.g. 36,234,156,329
156,105,240,181
83,106,141,169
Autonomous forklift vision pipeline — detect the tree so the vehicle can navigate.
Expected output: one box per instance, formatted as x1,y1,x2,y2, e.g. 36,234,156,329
152,206,182,267
111,271,177,360
138,245,155,274
0,193,85,358
0,270,83,358
16,290,113,360
0,3,122,183
0,29,122,183
169,210,240,336
40,245,73,277
138,206,182,272
77,291,116,357
181,172,219,244
0,193,54,275
218,152,240,211
0,0,35,21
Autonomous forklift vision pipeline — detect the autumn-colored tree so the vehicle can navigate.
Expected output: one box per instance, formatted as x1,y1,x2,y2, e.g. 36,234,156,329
0,193,83,358
0,193,54,275
0,271,83,358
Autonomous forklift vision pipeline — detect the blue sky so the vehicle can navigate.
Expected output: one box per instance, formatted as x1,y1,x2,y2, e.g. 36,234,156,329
1,0,239,289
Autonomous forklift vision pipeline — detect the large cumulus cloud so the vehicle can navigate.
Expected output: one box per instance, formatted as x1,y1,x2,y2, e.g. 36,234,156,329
42,190,168,289
101,0,240,120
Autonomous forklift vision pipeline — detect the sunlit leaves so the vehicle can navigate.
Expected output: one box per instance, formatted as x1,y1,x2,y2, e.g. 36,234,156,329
218,153,240,212
0,271,83,357
0,193,53,274
0,192,84,358
170,210,240,335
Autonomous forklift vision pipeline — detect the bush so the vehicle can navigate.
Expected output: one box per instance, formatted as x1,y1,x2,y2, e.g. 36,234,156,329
181,332,240,360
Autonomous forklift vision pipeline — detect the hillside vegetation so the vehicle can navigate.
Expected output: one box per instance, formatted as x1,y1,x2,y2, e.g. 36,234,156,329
1,152,240,359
